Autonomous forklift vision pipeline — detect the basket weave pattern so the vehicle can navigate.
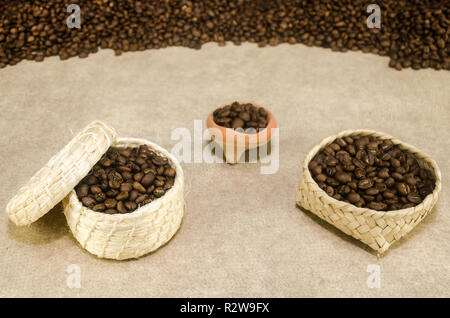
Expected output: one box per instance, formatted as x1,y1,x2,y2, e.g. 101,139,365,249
7,121,116,226
296,130,441,254
63,138,185,260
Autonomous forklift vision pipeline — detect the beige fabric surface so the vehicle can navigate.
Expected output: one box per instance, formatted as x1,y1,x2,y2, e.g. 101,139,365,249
0,43,449,297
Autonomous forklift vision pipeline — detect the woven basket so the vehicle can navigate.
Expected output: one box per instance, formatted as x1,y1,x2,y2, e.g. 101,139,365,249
63,137,185,260
296,130,442,254
6,121,116,226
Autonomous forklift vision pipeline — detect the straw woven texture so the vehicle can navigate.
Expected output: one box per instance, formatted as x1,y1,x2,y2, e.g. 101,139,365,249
6,121,116,226
296,130,442,254
63,137,185,260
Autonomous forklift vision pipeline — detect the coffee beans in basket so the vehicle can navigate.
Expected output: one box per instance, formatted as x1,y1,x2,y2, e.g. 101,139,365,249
213,102,268,133
75,145,176,214
308,135,436,211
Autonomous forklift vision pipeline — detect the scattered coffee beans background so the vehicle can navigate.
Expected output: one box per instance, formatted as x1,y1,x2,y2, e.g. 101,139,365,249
308,136,436,211
0,1,448,70
75,145,176,214
213,102,268,132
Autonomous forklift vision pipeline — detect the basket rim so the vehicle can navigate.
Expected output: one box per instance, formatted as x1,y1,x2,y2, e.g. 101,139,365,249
302,129,442,217
66,137,184,220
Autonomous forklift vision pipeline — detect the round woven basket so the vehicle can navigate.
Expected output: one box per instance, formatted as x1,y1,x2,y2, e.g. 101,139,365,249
296,130,442,254
63,137,185,260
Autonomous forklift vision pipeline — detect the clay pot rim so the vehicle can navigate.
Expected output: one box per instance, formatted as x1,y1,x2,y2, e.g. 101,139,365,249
206,102,277,145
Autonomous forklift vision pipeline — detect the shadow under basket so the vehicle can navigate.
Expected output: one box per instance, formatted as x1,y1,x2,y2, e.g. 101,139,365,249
63,137,185,260
296,130,442,254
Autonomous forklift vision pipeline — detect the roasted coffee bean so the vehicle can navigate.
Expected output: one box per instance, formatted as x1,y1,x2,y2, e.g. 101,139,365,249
405,176,417,186
325,186,334,197
335,171,351,184
94,192,106,203
85,175,98,185
152,157,168,166
358,179,373,190
391,172,404,181
135,194,148,204
133,172,144,182
141,173,155,187
106,189,119,198
311,165,322,176
90,185,102,195
100,158,113,167
164,168,176,177
164,179,175,190
129,190,139,202
366,188,379,196
362,194,375,202
122,171,133,181
116,201,127,214
154,179,165,187
396,182,410,196
109,179,121,189
104,209,117,214
153,187,166,197
232,118,244,129
76,184,89,197
407,192,421,204
375,183,387,192
354,168,365,179
326,167,336,176
92,203,106,212
385,177,396,187
116,191,129,201
377,168,390,179
133,181,147,193
125,201,137,211
120,182,133,192
309,135,435,211
368,201,387,211
81,197,96,208
104,198,117,209
347,192,361,204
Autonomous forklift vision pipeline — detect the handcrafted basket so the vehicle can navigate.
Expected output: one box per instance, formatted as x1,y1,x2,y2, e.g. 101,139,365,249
296,130,442,254
63,137,185,260
6,121,116,226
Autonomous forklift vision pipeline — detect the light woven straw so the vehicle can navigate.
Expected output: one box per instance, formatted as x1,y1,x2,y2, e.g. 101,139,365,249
63,137,185,260
6,121,116,226
296,130,441,254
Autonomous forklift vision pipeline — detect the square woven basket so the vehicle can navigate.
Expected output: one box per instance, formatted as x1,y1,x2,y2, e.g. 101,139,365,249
296,130,442,254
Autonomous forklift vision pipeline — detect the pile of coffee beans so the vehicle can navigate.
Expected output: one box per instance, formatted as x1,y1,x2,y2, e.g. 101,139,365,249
308,135,436,211
213,102,268,132
75,145,176,214
0,1,448,71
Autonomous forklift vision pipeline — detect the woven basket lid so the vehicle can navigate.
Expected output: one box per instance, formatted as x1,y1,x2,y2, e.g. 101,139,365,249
6,121,117,226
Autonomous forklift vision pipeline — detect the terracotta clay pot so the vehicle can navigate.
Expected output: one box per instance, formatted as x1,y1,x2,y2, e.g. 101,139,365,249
206,102,277,163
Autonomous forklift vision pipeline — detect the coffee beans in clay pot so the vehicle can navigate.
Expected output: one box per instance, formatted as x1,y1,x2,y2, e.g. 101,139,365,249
213,101,268,133
75,145,176,214
308,135,436,211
